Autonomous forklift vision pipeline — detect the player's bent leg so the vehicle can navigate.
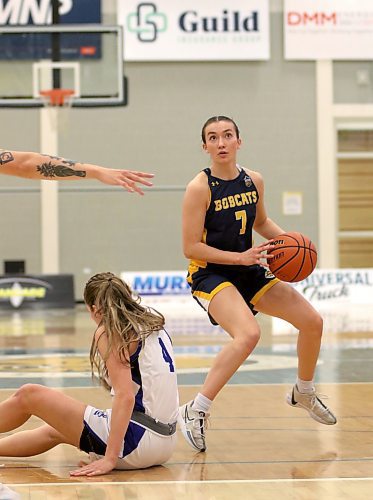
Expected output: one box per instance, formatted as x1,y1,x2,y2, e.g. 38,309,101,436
0,391,32,432
179,286,260,452
205,286,260,398
254,281,323,379
0,424,67,457
0,384,85,447
254,281,336,425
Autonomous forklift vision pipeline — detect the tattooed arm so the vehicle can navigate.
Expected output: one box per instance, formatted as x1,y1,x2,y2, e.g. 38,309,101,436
0,150,153,195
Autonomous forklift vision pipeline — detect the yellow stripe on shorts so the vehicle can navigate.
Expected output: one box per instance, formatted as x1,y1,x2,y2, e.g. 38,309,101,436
251,278,280,305
193,281,233,302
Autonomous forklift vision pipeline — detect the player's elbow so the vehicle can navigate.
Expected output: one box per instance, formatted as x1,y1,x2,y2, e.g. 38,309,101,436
114,391,135,408
183,241,196,259
183,248,192,259
253,217,270,235
253,217,265,230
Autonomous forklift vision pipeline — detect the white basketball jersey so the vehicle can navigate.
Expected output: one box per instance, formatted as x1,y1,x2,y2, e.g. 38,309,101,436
111,329,179,424
134,329,179,424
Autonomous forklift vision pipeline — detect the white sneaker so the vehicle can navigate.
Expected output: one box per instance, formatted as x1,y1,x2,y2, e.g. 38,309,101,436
178,400,209,452
287,385,337,425
0,483,21,500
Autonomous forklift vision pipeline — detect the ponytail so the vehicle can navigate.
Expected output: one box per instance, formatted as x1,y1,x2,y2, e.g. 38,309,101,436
84,272,165,390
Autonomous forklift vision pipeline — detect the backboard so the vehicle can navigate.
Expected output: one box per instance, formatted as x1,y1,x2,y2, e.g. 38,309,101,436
0,25,126,107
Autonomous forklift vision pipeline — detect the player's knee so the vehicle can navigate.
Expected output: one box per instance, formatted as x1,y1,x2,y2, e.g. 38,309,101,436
304,311,323,338
14,384,43,410
250,326,261,347
44,425,65,445
235,327,260,355
312,312,323,336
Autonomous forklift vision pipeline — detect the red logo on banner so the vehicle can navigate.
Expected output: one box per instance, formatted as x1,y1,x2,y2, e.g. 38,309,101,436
287,12,337,26
80,46,96,56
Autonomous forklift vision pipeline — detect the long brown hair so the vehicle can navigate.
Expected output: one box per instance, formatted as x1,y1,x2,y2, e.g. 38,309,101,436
84,272,165,390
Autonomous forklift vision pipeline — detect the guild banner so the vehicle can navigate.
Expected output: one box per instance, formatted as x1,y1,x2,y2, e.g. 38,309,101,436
117,0,269,61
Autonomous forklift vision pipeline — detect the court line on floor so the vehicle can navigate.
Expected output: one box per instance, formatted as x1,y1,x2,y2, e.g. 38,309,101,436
1,381,371,389
3,455,373,469
168,456,373,465
178,381,373,387
7,477,373,487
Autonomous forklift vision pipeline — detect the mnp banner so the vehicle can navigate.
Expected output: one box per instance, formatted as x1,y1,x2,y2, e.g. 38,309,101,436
0,0,101,60
117,0,269,61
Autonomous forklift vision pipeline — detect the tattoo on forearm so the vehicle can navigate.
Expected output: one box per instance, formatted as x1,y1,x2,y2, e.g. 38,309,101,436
41,154,76,167
0,151,14,165
37,162,86,178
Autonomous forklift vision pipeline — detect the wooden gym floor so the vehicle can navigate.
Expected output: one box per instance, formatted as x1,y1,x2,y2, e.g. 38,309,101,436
0,299,372,499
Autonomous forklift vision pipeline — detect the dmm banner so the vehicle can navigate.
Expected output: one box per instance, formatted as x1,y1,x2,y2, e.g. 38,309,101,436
117,0,269,61
285,0,373,60
273,269,373,334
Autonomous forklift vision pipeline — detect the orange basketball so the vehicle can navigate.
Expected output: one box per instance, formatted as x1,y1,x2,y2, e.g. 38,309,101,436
268,232,317,282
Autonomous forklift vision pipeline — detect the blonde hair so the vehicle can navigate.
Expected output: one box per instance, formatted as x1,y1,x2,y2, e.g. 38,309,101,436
84,272,165,390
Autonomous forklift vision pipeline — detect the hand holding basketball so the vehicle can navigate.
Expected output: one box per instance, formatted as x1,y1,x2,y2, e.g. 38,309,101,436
268,232,317,282
240,241,274,267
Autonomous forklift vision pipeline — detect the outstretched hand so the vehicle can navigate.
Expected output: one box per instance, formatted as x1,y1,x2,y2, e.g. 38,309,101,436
70,456,117,477
96,168,154,195
240,241,274,267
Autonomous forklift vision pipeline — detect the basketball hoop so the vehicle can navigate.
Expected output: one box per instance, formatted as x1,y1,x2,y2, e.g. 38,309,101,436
40,88,75,107
39,89,75,134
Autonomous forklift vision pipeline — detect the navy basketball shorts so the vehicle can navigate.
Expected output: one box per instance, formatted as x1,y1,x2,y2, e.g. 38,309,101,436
188,264,280,325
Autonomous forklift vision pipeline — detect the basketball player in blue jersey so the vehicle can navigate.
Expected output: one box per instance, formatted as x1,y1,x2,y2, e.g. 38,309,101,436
0,273,179,476
178,116,336,452
0,148,153,195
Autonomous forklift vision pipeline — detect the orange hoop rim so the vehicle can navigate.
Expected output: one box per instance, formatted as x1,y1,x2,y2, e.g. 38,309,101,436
40,88,75,107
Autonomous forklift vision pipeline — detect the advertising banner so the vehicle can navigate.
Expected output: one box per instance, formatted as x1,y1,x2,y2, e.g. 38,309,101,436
0,275,75,309
120,270,220,337
121,268,373,334
284,0,373,60
123,268,373,301
0,0,101,60
121,270,189,295
117,0,269,61
273,268,373,334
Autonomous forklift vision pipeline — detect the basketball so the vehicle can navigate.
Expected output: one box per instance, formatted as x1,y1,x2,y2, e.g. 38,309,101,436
268,232,317,282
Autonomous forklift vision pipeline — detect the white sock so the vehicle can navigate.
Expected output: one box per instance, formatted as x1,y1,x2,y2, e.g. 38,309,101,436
192,393,212,413
296,377,315,394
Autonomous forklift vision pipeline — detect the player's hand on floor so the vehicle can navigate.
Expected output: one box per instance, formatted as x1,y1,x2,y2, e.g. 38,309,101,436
70,456,117,476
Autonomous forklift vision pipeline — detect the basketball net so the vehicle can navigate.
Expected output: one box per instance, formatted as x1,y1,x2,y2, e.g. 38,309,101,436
40,88,75,133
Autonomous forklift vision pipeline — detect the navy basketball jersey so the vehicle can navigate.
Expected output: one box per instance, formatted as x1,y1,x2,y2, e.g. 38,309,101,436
192,166,259,271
